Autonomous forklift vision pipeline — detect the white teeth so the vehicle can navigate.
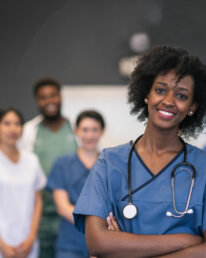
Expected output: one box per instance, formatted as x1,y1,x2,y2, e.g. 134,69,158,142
159,110,174,116
46,104,56,112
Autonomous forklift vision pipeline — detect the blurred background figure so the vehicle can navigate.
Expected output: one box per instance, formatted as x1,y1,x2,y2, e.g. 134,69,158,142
20,78,77,258
46,110,105,258
0,108,46,258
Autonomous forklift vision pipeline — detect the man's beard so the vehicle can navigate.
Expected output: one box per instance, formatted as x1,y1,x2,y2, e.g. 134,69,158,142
41,109,62,122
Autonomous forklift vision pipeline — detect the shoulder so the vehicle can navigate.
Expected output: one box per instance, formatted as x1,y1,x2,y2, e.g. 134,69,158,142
187,144,206,178
19,150,42,173
186,144,206,187
20,150,39,162
64,118,72,124
53,152,77,167
23,115,43,130
92,142,131,178
187,143,206,158
99,141,131,161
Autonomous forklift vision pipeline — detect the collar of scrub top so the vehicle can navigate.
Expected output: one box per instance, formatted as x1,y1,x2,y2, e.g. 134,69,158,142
122,134,196,219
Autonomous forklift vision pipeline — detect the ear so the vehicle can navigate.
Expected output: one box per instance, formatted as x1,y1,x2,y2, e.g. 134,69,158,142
144,95,149,104
188,102,198,116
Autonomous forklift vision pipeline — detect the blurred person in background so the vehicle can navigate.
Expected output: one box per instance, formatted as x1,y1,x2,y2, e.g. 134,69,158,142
20,78,77,258
0,107,46,258
46,110,105,258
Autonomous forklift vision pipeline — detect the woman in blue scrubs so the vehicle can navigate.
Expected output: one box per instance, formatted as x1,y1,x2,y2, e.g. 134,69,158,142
46,110,105,258
73,46,206,257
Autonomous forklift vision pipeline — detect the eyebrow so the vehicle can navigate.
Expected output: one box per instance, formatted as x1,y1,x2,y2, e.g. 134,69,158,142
155,82,167,86
155,81,190,92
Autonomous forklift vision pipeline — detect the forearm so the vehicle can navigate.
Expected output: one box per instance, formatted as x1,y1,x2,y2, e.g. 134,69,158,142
53,190,74,223
28,191,42,241
57,202,74,223
157,242,206,258
86,216,202,258
91,232,198,258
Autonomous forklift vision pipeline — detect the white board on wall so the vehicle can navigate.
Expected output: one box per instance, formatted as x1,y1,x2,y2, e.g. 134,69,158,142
62,85,206,150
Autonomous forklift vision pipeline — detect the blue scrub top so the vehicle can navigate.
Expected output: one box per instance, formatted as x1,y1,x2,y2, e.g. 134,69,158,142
73,142,206,237
46,152,90,255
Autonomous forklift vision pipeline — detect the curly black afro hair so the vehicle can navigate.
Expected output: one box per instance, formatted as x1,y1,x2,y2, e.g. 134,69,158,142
128,45,206,138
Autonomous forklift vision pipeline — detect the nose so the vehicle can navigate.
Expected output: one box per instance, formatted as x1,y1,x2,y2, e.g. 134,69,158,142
162,92,175,107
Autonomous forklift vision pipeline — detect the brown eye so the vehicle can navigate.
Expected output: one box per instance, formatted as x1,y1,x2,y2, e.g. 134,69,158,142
156,88,166,94
177,93,188,100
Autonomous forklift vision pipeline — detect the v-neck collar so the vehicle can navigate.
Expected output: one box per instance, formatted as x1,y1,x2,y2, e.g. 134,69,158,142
0,149,21,166
133,146,184,177
40,119,68,134
121,144,184,201
75,152,90,171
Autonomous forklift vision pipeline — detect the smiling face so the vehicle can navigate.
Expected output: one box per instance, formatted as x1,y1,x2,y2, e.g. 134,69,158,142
36,85,61,120
75,117,103,151
146,70,197,132
0,111,22,147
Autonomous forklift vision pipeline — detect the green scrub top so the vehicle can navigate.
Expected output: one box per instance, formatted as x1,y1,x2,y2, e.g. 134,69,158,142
33,119,77,232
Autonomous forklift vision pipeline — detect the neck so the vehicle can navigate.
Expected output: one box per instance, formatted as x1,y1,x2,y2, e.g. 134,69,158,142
139,123,182,154
43,116,66,131
78,147,98,158
77,147,99,169
0,143,18,157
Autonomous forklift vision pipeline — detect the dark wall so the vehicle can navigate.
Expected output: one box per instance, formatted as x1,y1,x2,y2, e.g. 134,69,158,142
1,0,206,120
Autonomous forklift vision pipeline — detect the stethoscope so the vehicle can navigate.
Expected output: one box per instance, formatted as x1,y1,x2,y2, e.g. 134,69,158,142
122,135,196,220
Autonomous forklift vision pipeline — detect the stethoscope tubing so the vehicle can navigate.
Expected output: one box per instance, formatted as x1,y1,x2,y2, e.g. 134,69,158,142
125,135,196,219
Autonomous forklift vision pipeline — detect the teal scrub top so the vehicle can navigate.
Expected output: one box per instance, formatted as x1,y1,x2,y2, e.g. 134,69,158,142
34,120,77,231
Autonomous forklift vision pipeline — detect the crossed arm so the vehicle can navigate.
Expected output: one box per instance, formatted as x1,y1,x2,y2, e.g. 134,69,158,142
85,214,205,258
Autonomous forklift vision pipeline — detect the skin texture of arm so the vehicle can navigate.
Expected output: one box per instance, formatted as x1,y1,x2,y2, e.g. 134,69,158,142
107,213,206,257
85,215,203,258
15,191,43,258
156,231,206,258
53,189,75,223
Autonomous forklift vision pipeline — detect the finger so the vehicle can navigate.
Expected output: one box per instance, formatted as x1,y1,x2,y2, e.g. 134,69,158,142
109,212,113,217
107,216,116,231
109,213,120,231
111,219,119,231
106,216,111,226
112,215,120,231
109,215,118,231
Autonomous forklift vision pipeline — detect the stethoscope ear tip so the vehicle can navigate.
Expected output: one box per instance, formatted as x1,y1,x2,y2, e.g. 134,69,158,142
187,209,193,214
166,211,172,217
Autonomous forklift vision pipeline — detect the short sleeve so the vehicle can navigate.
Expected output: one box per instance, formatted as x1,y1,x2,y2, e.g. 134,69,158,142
73,150,112,234
34,156,47,190
46,158,67,191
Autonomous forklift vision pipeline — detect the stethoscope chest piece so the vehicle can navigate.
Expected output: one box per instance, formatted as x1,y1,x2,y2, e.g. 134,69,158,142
123,203,138,219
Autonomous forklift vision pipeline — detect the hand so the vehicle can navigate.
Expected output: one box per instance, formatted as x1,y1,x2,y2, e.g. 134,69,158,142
106,212,121,231
0,242,17,258
15,237,34,258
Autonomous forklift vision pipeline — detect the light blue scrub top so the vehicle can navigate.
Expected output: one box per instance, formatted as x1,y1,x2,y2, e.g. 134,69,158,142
74,142,206,237
46,152,90,256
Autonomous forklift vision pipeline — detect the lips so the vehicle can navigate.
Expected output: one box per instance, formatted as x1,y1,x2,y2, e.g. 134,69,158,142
45,104,57,112
157,109,176,119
